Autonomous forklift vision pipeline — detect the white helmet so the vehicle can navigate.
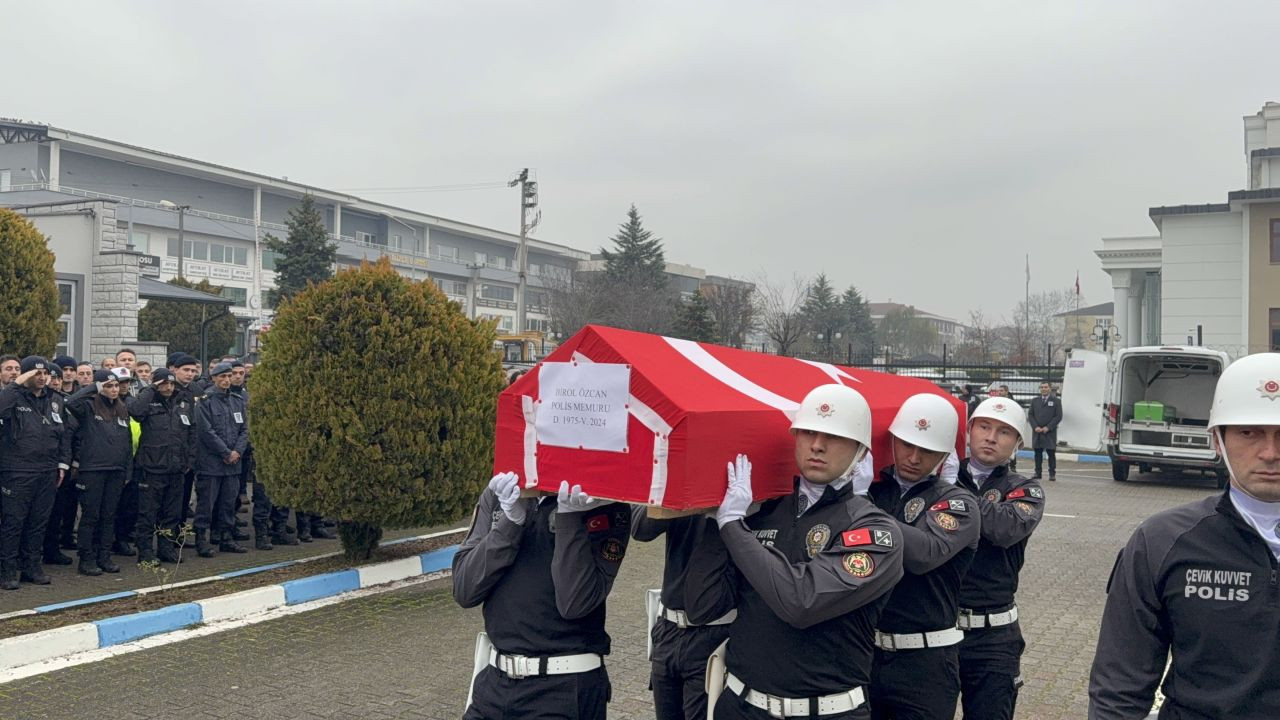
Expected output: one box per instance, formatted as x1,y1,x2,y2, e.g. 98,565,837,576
889,393,960,454
968,396,1031,449
791,384,873,452
1208,353,1280,430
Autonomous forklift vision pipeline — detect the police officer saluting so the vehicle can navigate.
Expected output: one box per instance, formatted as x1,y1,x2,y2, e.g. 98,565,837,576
632,510,734,720
867,394,979,719
684,384,905,720
453,475,632,720
1089,352,1280,719
128,368,195,564
194,361,249,557
64,369,133,575
954,397,1044,719
0,357,71,590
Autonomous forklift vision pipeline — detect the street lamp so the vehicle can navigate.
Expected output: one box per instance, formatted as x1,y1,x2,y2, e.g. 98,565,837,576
159,200,191,279
1092,323,1120,352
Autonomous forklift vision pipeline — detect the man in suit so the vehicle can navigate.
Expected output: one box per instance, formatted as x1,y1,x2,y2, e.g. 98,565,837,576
1027,382,1062,481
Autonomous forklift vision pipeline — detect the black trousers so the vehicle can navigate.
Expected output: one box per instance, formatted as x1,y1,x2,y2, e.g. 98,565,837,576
713,686,870,720
0,471,57,570
1033,449,1057,476
958,622,1025,720
194,474,239,536
113,465,141,545
464,665,609,720
75,470,125,559
42,475,79,556
869,645,960,720
651,618,731,720
182,469,195,520
136,471,185,556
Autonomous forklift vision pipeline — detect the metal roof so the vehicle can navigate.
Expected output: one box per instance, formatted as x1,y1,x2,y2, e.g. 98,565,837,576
139,276,234,305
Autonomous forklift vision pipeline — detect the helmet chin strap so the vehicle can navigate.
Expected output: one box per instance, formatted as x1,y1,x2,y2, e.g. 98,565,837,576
1214,428,1249,498
834,444,869,484
890,438,946,481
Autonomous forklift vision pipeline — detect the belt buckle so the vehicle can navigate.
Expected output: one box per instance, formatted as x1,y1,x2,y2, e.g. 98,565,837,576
877,631,895,651
500,655,528,679
765,695,785,719
957,608,973,630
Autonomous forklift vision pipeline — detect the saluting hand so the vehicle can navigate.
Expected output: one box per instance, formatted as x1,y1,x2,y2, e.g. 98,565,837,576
716,453,753,528
489,471,526,525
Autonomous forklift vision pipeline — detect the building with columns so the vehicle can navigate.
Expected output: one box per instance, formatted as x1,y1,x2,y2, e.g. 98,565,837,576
1097,102,1280,357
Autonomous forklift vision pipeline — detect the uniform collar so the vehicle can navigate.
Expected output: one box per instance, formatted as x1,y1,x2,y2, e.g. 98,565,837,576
794,475,852,512
1226,486,1280,560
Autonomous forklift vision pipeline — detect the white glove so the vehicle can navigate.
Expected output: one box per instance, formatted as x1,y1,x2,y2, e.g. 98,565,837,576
95,381,106,393
940,452,959,485
488,471,525,525
717,454,754,528
556,480,608,513
851,451,874,496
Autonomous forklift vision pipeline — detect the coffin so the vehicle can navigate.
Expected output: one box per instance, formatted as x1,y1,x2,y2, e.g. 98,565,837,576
494,325,965,510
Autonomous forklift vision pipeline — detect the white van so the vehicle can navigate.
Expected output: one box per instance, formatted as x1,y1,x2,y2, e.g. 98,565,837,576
1058,346,1229,487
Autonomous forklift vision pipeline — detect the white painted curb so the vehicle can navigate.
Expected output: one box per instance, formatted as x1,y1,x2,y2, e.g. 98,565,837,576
357,555,425,587
0,623,99,670
197,585,288,624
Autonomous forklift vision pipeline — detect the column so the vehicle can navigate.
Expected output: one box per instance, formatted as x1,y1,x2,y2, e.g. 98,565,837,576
1111,269,1132,348
333,202,342,238
48,140,60,191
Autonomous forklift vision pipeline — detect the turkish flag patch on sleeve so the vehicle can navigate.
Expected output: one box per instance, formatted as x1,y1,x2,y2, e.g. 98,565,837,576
930,500,950,511
586,514,611,532
842,528,871,547
1005,488,1027,500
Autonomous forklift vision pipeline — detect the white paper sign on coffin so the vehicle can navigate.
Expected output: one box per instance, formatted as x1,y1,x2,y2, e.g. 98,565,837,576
535,361,631,452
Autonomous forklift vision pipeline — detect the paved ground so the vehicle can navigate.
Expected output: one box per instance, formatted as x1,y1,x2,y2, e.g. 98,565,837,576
0,461,1218,719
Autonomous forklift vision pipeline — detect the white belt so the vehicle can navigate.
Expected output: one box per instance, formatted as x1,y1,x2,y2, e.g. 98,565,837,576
660,604,737,629
957,605,1019,630
874,627,964,651
487,648,601,679
725,672,865,717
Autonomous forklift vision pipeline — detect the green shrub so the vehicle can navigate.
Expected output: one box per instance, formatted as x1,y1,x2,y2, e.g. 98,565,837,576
0,209,59,356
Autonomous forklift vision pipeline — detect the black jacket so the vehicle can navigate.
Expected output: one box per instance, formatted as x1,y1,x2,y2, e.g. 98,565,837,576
194,385,247,476
128,386,195,474
868,471,979,634
684,479,904,697
0,383,70,473
452,493,632,657
957,463,1045,610
1028,394,1063,450
65,386,132,473
1089,491,1280,720
632,510,719,612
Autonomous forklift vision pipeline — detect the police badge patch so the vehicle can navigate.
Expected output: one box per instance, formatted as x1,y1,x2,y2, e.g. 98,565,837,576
904,497,926,523
600,538,625,562
933,512,959,531
805,524,831,558
983,489,1002,503
843,551,874,578
1014,501,1035,515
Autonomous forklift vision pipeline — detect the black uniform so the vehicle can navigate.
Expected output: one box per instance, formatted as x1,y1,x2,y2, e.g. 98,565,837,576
632,511,732,720
684,479,905,720
41,386,79,563
0,382,70,584
64,386,133,566
954,462,1045,720
867,471,979,720
194,385,247,545
1089,490,1280,719
453,491,631,720
128,386,195,561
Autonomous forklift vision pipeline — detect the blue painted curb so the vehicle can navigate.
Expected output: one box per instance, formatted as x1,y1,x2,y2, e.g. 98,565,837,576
282,569,361,605
95,603,203,647
420,545,459,574
35,591,138,614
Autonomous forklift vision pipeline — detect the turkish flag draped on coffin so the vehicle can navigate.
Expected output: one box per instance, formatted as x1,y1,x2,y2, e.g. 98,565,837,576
494,325,965,511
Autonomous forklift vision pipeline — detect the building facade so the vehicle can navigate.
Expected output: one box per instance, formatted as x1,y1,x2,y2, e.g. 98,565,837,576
1098,102,1280,357
867,301,965,357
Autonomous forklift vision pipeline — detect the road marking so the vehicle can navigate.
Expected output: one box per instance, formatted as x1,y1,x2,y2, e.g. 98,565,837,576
1044,513,1078,519
0,570,450,685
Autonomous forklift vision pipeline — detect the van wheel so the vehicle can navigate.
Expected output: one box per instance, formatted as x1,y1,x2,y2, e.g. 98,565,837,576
1215,471,1229,490
1112,461,1130,482
1138,463,1151,474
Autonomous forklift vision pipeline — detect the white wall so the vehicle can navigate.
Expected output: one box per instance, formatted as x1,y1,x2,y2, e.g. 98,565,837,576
1159,212,1243,348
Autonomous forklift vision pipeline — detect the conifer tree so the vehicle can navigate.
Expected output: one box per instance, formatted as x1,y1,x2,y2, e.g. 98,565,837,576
138,278,238,360
673,290,716,343
0,209,61,357
264,195,337,307
600,204,666,290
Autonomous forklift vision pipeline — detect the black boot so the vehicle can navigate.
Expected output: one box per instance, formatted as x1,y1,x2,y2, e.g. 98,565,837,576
21,561,51,585
112,540,136,557
195,529,217,558
311,524,336,540
231,527,252,542
78,555,103,576
136,540,156,565
96,550,120,574
271,525,299,546
254,524,273,551
218,532,248,554
296,518,313,543
43,549,74,566
1,563,18,591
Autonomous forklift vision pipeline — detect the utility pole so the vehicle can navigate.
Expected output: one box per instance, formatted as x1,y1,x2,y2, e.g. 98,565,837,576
177,205,187,280
509,169,539,342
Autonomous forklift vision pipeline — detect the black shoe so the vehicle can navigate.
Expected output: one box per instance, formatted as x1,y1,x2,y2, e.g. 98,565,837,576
195,530,217,558
21,566,52,585
218,541,249,554
255,535,273,551
157,549,182,564
237,502,249,514
112,541,137,557
311,526,336,540
322,519,337,528
231,528,251,541
97,555,121,574
60,538,77,550
43,551,74,566
271,532,299,546
235,517,249,528
78,558,103,577
1049,474,1057,481
1,575,18,591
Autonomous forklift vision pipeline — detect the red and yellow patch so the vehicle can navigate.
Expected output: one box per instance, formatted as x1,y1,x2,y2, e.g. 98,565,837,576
933,512,959,531
1014,501,1035,516
843,551,875,578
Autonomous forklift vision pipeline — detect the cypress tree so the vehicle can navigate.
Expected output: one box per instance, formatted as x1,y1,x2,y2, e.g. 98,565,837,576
0,209,60,357
249,257,504,560
265,194,337,307
600,204,666,290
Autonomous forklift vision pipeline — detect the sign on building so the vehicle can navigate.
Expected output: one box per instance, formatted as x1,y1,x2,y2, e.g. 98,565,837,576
138,254,161,278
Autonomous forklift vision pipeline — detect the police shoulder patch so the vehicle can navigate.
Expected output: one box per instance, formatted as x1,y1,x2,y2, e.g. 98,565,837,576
1014,501,1036,516
805,524,832,558
932,512,959,531
1028,487,1044,499
586,513,611,533
904,497,926,523
872,529,894,548
1005,488,1027,500
983,489,1002,503
600,537,625,562
842,528,871,547
843,551,875,578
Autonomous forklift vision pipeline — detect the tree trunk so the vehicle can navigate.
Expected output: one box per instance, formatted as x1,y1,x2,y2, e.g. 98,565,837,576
338,521,383,561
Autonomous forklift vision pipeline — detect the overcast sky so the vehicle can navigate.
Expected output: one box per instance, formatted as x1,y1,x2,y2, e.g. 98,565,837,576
7,1,1277,321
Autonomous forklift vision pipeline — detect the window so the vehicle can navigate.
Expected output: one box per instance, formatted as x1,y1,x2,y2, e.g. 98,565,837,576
480,284,515,301
435,245,458,260
432,278,467,296
261,248,280,271
1272,308,1280,351
233,247,248,266
0,169,10,192
1272,219,1280,263
356,231,377,245
527,290,548,309
526,318,550,333
482,314,514,332
184,240,208,261
390,234,402,249
55,280,75,357
130,231,150,253
221,287,248,307
167,237,180,257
